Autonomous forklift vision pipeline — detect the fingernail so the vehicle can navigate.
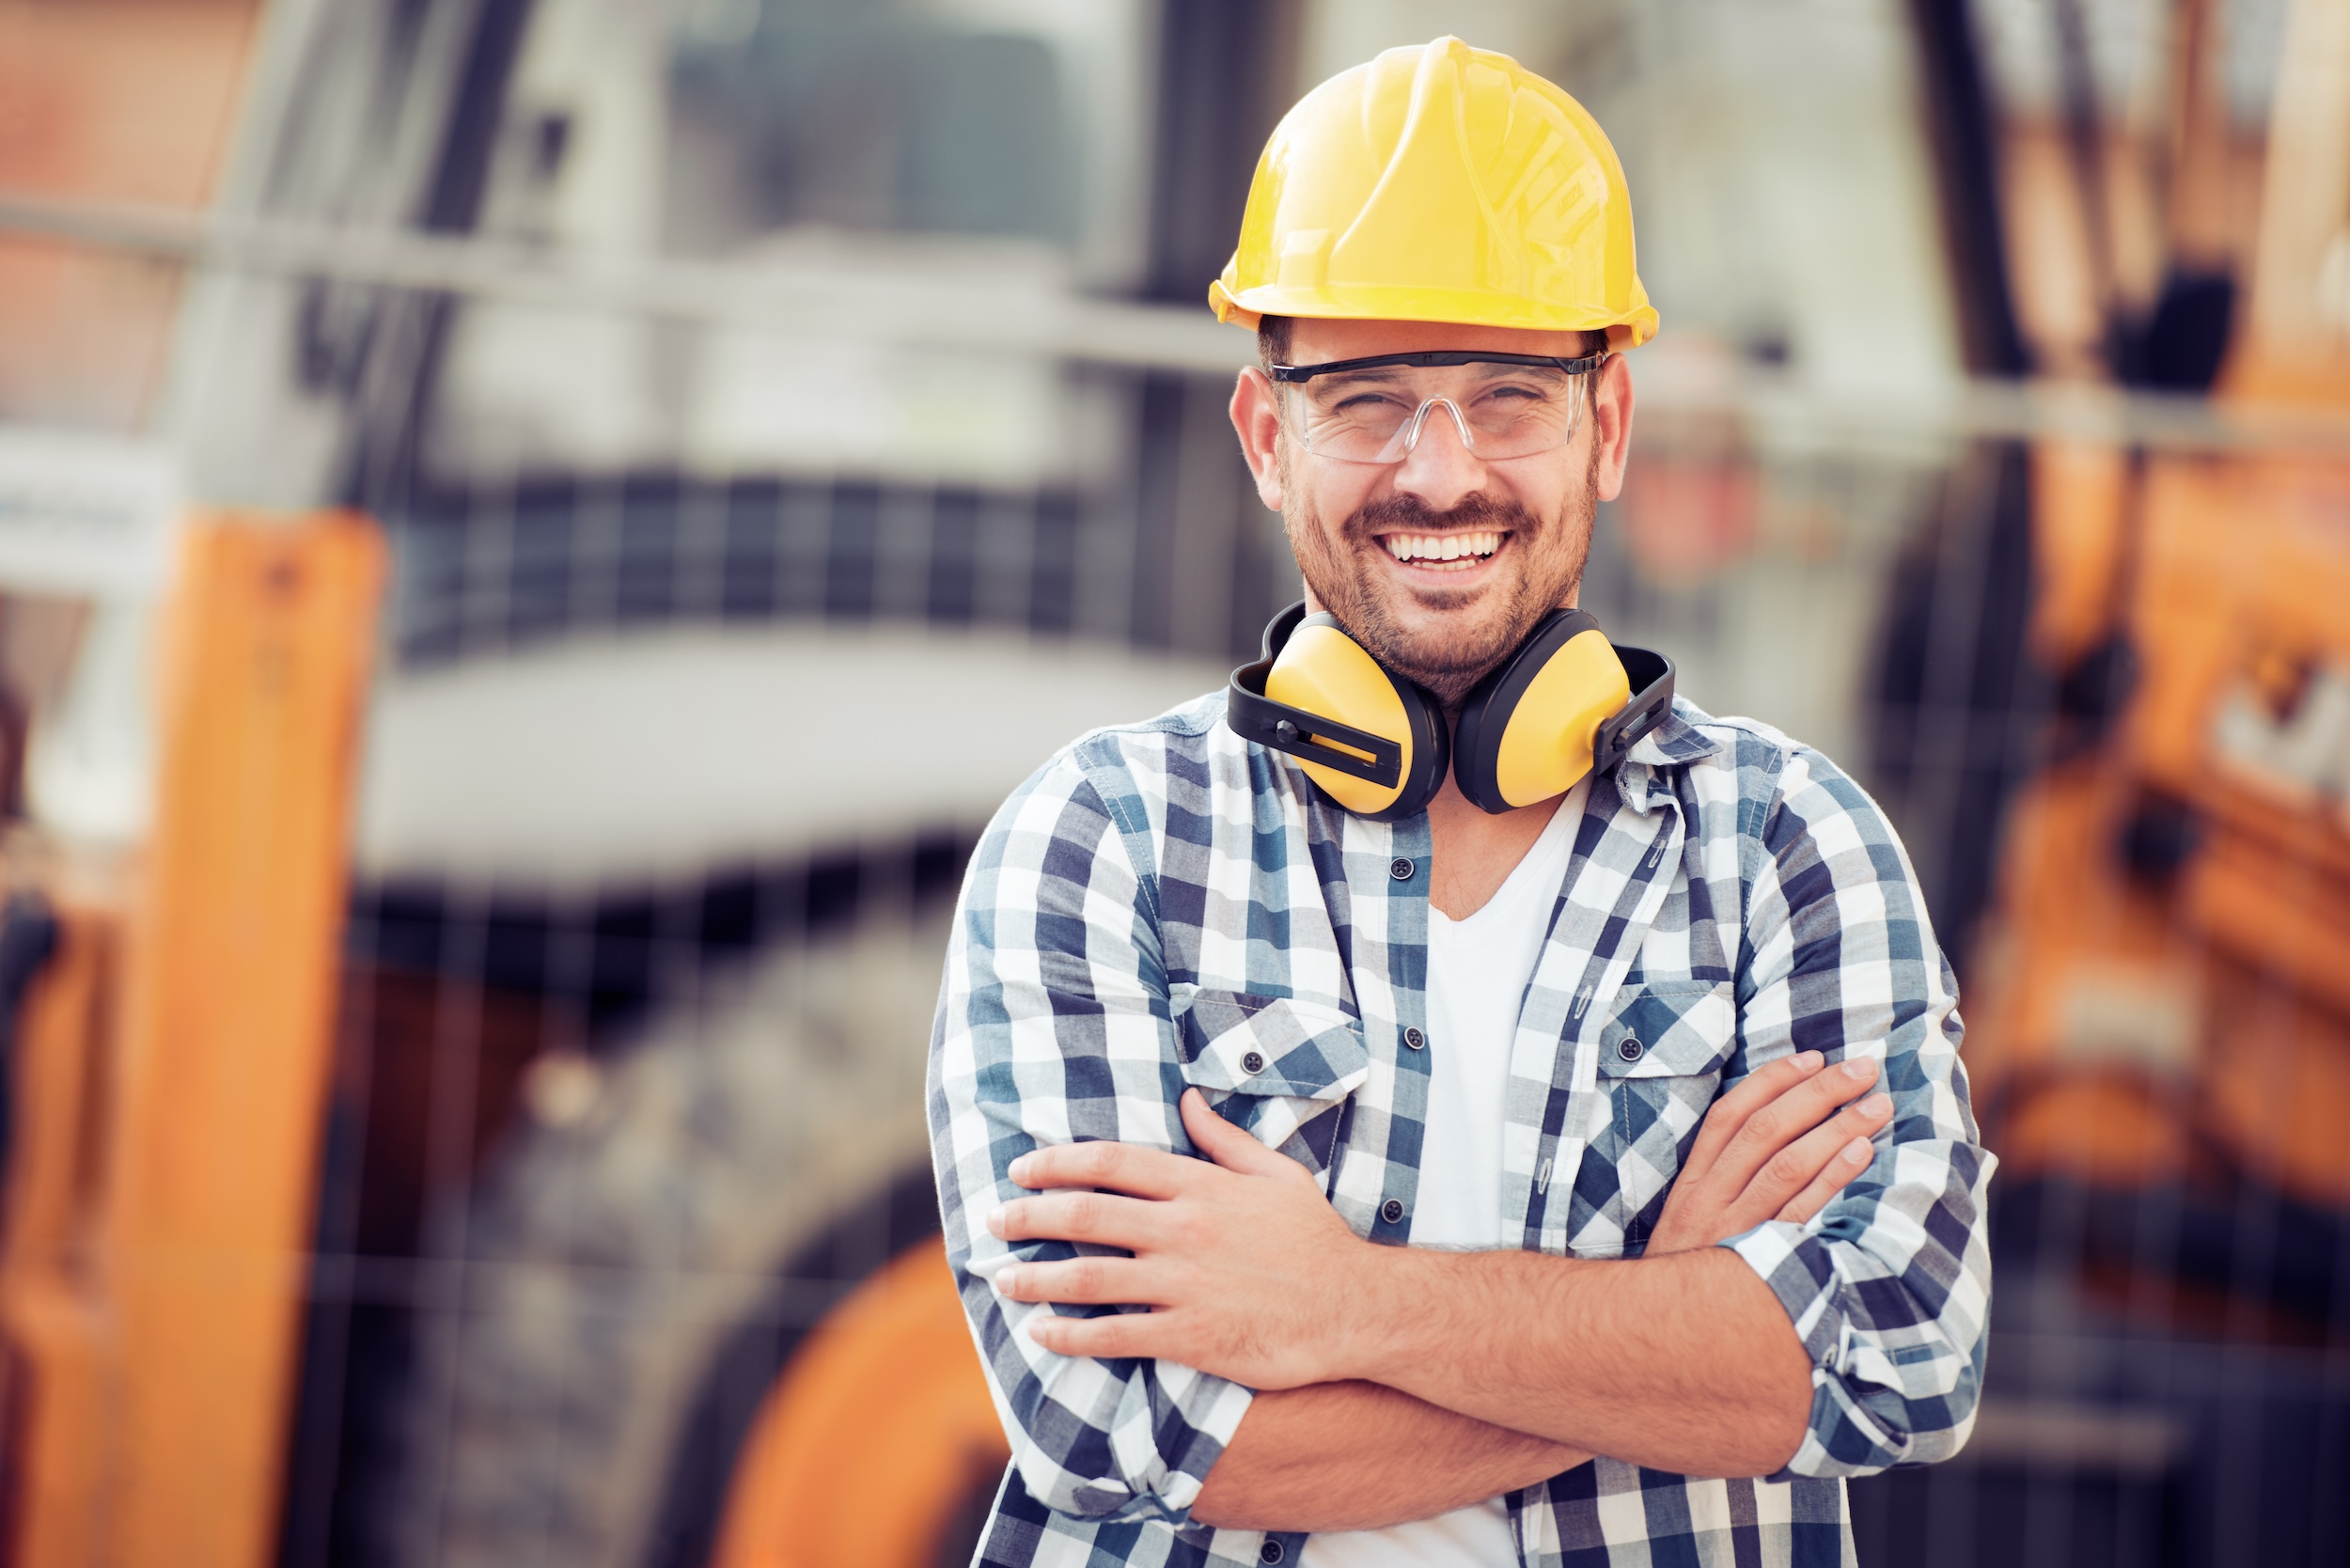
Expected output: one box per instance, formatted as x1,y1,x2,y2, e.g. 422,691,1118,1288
1842,1137,1873,1165
986,1207,1006,1238
997,1264,1022,1295
1841,1058,1877,1082
1861,1092,1892,1117
1795,1050,1824,1071
1009,1154,1034,1184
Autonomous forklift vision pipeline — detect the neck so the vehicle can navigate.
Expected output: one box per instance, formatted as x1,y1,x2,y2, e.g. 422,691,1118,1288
1424,771,1566,919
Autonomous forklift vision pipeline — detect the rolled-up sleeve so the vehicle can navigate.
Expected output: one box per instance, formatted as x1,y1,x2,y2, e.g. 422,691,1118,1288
1721,747,1996,1479
926,748,1254,1526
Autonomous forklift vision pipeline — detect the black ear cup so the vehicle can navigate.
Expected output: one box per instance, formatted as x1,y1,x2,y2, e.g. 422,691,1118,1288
1225,604,1450,821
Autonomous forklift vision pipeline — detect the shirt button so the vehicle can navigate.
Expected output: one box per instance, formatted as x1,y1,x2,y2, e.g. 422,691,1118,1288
1618,1037,1644,1062
1389,857,1414,881
1242,1050,1265,1074
1403,1027,1425,1051
1381,1198,1405,1224
1260,1544,1286,1565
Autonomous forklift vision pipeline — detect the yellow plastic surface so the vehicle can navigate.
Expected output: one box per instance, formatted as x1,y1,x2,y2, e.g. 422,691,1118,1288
1493,628,1628,807
1210,37,1659,347
1264,621,1414,815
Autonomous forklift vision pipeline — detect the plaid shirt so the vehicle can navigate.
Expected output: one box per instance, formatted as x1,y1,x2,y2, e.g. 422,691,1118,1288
928,692,1993,1568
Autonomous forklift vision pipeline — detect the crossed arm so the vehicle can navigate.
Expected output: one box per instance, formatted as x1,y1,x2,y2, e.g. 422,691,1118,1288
989,1052,1891,1531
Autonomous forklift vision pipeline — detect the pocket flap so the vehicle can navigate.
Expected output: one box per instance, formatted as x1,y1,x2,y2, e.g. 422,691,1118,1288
1598,980,1735,1078
1173,990,1371,1099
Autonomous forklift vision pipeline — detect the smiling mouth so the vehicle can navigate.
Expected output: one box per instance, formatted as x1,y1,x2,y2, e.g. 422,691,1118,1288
1379,529,1505,571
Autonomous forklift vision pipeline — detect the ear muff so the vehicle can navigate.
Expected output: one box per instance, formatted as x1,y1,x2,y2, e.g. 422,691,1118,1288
1225,603,1449,820
1453,609,1677,812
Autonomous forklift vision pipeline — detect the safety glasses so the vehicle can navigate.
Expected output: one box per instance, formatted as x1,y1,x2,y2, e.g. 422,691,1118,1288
1270,350,1606,465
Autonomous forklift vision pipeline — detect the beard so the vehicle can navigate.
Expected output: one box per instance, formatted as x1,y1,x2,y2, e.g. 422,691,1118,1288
1284,461,1599,708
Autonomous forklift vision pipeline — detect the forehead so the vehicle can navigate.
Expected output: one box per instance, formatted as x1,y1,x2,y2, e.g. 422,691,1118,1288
1284,316,1593,366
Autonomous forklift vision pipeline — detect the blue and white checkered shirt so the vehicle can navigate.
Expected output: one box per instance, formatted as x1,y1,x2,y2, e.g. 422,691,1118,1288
928,692,1993,1568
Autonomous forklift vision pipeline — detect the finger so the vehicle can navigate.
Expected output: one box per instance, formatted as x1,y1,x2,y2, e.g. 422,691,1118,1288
1009,1137,1195,1199
996,1254,1163,1307
1679,1050,1825,1181
1715,1055,1880,1196
1731,1091,1893,1229
990,1188,1175,1249
1180,1088,1307,1181
1026,1307,1169,1361
1776,1135,1881,1225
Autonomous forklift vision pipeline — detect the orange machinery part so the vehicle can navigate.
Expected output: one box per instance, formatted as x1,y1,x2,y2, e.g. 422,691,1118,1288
712,1238,1010,1568
1967,445,2350,1208
0,894,125,1568
0,512,384,1568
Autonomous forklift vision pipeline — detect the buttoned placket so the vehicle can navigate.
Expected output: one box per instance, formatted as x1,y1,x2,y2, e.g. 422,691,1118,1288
1506,760,1692,1256
1348,812,1432,1247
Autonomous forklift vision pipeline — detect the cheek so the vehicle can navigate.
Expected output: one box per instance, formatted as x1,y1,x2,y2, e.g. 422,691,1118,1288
1292,474,1380,546
1281,492,1343,567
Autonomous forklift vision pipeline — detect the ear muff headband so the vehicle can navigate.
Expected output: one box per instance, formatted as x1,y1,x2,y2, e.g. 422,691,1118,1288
1225,603,1449,820
1228,603,1674,819
1453,609,1677,811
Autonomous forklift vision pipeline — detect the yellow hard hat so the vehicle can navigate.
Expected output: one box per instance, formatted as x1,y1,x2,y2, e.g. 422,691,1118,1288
1209,37,1658,349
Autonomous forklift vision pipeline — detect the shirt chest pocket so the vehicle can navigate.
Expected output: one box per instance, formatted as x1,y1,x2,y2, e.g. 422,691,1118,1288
1590,980,1736,1246
1171,988,1370,1178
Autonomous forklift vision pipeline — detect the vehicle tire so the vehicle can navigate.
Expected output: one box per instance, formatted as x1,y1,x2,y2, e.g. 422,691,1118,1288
382,907,954,1568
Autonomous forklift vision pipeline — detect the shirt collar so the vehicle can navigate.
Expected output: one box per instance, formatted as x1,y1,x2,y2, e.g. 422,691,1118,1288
1611,703,1718,813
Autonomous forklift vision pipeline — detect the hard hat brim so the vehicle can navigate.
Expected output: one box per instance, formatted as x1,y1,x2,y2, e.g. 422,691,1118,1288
1210,278,1658,351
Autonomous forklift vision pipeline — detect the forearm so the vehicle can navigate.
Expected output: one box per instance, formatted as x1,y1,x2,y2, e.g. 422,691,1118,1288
1350,1246,1812,1478
1192,1380,1586,1533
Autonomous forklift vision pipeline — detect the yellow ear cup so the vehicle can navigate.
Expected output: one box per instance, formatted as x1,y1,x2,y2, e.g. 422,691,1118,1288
1264,620,1417,815
1227,604,1452,821
1490,627,1629,807
1451,609,1635,812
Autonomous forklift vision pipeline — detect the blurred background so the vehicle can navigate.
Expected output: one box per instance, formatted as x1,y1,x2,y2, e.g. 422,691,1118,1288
0,0,2346,1564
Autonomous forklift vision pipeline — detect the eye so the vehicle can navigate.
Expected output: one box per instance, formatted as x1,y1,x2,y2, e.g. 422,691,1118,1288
1329,390,1408,415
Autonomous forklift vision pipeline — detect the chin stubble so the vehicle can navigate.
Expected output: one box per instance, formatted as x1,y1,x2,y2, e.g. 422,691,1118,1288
1286,478,1596,708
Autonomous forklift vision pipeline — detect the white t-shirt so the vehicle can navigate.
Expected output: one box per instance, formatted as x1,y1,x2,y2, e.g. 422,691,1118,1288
1300,781,1587,1567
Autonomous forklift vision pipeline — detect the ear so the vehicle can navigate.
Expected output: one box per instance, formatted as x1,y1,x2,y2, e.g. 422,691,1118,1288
1589,353,1636,505
1230,367,1287,512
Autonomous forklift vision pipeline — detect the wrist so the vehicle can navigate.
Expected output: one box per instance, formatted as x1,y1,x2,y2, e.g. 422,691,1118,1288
1326,1240,1445,1385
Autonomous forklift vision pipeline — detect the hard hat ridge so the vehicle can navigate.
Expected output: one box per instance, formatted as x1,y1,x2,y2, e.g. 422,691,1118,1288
1210,36,1658,348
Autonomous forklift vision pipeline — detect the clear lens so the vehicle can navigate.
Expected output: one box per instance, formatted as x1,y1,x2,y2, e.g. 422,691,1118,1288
1284,368,1591,464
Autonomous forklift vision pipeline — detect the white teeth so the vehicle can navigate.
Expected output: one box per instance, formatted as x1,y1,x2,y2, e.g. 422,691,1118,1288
1382,530,1501,564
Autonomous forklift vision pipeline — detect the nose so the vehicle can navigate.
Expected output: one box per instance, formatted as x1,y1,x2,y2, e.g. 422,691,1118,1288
1389,399,1489,512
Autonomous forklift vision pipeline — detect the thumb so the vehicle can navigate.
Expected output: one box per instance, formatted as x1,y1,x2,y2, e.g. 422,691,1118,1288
1181,1089,1304,1180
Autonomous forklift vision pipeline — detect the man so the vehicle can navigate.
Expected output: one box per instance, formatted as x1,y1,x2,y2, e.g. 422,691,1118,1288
929,37,1991,1568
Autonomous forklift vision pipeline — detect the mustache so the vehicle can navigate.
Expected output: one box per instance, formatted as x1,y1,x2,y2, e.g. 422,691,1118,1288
1346,491,1540,539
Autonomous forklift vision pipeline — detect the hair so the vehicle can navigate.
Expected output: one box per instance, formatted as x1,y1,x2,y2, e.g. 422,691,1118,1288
1257,314,1292,371
1257,315,1608,370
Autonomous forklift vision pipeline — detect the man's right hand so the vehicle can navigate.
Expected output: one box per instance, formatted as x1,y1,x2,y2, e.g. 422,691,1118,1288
1644,1049,1890,1256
